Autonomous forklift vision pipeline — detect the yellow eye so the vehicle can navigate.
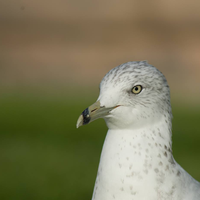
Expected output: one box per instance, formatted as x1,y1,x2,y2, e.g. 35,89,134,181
131,85,143,94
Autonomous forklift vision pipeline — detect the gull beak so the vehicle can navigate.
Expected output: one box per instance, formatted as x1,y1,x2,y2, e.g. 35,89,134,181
76,100,118,128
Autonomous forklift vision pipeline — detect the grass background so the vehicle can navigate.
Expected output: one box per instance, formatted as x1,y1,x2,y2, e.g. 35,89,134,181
0,91,199,200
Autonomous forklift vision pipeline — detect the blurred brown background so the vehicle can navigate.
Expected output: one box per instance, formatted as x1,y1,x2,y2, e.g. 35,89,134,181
0,1,200,200
1,0,200,99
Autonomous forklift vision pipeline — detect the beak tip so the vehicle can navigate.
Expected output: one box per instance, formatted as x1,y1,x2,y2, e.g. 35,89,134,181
76,114,83,128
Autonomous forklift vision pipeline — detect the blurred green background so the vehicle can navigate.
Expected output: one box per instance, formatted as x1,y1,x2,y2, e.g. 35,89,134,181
0,0,200,200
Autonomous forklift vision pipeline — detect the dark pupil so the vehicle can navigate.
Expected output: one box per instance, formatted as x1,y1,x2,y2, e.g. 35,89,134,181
135,87,138,91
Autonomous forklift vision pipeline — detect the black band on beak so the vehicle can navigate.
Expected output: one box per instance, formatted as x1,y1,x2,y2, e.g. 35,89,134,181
82,108,91,125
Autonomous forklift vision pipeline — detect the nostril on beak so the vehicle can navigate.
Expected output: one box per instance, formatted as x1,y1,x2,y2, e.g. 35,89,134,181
91,108,98,113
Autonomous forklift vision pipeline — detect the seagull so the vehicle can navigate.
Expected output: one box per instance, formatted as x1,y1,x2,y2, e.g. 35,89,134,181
76,61,200,200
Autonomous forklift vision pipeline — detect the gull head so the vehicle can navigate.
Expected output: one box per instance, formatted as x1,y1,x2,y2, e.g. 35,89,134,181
77,61,172,130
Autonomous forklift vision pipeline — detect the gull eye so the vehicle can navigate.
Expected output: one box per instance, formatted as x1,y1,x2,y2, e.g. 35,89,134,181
131,85,143,94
